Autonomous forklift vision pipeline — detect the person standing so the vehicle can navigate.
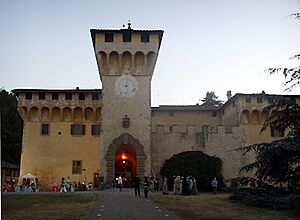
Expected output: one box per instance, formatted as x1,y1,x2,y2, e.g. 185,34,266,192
191,177,198,195
60,177,67,193
133,175,141,197
66,177,72,192
143,177,150,198
118,175,123,191
211,177,218,194
174,176,181,195
162,177,169,195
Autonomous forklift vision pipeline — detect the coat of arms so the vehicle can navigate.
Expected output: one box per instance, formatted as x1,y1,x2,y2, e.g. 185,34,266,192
122,115,130,128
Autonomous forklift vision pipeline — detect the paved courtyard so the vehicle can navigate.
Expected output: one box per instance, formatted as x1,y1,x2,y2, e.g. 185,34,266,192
86,188,182,220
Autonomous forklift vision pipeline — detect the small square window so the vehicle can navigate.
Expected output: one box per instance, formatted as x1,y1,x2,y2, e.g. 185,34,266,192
212,112,217,117
79,93,85,100
65,93,72,100
39,93,45,100
257,97,263,103
105,32,114,42
72,160,82,174
92,93,99,100
52,93,59,100
25,93,32,100
141,33,149,42
41,123,49,135
92,124,101,135
245,97,251,103
123,32,131,42
71,124,85,135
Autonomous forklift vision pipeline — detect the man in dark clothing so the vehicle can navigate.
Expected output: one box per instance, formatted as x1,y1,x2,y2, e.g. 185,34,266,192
143,176,150,198
133,175,141,197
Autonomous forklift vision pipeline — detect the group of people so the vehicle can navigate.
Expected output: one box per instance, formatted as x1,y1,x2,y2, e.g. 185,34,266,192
51,177,92,192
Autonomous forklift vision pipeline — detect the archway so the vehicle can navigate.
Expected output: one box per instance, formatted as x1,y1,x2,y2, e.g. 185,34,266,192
105,133,146,186
114,144,136,187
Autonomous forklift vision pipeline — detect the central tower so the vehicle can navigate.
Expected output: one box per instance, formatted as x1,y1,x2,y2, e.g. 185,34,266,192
91,26,163,184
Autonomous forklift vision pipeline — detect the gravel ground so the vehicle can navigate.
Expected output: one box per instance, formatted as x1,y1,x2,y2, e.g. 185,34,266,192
85,188,182,220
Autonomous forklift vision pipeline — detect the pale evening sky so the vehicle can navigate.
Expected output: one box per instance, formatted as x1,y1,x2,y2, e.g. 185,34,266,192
0,0,299,106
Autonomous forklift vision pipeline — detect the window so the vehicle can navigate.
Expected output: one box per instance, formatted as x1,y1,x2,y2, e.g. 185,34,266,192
79,93,85,100
65,93,72,100
212,112,217,117
72,160,82,174
257,97,263,103
105,32,114,42
271,125,284,137
71,124,85,135
25,93,32,100
245,97,251,103
92,124,101,135
123,32,131,42
39,93,45,100
141,32,149,42
92,93,99,100
52,93,59,100
41,123,49,135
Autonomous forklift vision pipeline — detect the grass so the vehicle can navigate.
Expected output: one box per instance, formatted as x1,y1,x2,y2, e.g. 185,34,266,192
150,192,300,220
1,192,101,220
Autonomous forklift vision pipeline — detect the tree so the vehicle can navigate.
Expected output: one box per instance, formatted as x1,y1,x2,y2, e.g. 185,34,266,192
160,151,223,191
235,9,300,189
0,89,23,164
200,91,223,107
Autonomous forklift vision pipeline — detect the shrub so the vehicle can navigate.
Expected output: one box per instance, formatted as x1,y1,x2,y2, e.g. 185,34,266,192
160,151,223,191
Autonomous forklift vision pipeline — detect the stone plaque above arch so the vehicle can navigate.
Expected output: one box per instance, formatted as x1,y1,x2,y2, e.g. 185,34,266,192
105,133,146,185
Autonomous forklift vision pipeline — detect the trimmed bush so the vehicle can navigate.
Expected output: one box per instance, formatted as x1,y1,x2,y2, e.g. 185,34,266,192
160,151,223,191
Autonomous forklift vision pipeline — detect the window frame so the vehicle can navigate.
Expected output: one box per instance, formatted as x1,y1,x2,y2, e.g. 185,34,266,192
41,123,50,136
91,124,101,136
123,32,132,42
72,160,82,174
71,124,86,136
105,32,114,42
65,93,72,100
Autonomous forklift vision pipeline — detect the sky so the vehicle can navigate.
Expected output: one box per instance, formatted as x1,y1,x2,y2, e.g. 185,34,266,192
1,0,299,106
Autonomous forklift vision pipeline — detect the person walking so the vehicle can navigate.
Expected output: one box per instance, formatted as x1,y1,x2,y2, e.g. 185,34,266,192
211,177,218,195
133,175,141,197
118,175,123,191
143,177,150,198
174,176,181,195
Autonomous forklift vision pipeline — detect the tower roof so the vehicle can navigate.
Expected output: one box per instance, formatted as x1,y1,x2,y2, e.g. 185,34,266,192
90,28,164,48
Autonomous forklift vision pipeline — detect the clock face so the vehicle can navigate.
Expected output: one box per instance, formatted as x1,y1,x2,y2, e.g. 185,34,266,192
115,75,138,97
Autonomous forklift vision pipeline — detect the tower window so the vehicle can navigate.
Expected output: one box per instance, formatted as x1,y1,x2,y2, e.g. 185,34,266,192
123,32,131,42
105,32,114,42
257,97,263,103
141,33,149,42
41,123,49,135
271,125,284,137
92,93,99,100
245,97,251,103
79,93,85,100
39,93,45,100
212,112,217,117
72,160,82,174
52,93,59,100
25,93,32,100
71,124,86,135
92,124,101,135
65,93,72,100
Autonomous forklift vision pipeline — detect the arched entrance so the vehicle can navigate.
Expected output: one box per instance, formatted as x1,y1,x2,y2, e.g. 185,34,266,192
114,144,136,187
105,133,146,186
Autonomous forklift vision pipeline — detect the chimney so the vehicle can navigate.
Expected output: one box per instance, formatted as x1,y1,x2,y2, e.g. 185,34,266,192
226,90,232,100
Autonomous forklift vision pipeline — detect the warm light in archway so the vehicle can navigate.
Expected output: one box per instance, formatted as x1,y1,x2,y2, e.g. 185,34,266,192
121,154,127,160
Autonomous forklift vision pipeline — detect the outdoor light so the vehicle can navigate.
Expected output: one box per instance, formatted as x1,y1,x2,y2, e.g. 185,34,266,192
121,154,127,160
122,160,125,164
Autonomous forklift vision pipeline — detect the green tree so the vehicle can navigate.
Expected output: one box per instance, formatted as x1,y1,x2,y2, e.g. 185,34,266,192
200,91,223,107
0,89,23,164
160,151,223,191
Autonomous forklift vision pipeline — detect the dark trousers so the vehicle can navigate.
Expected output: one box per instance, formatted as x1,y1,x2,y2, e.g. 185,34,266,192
135,186,140,196
144,187,148,198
